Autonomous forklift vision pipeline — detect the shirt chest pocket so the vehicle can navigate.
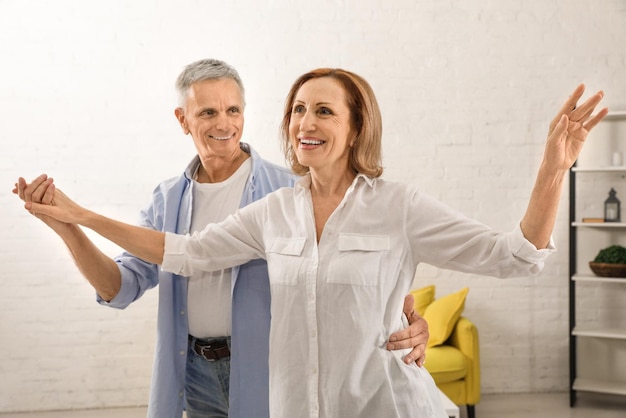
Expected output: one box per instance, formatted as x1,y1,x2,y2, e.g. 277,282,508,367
327,234,390,287
266,238,306,286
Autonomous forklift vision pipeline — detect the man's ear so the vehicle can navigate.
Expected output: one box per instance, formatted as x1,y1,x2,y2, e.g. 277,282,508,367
174,108,189,134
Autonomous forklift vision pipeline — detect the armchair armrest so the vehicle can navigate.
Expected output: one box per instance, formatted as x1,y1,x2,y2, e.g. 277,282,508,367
448,316,481,405
448,316,478,361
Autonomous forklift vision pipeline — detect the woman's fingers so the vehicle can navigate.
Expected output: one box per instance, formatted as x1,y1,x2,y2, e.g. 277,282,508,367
550,84,585,132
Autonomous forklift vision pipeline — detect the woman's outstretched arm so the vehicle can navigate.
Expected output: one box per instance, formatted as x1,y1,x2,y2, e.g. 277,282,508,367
22,180,165,265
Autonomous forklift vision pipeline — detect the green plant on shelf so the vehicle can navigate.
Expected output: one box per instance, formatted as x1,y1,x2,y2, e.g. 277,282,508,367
593,245,626,264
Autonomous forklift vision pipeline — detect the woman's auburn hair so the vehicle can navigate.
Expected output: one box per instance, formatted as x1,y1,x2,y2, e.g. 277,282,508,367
280,68,384,178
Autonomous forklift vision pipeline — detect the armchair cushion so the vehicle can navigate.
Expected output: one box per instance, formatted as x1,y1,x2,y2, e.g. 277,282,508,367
410,284,435,316
422,287,469,347
425,345,467,383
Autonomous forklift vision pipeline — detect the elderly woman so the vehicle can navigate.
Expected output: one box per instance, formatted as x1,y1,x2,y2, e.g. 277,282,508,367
18,68,606,417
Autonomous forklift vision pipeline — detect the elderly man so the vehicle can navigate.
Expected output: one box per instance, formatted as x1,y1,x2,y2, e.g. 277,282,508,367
15,59,428,418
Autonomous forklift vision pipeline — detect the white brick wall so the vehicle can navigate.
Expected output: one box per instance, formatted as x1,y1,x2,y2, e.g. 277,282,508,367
1,0,625,412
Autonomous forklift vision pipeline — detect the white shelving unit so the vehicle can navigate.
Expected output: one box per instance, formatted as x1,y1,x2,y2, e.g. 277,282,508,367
569,111,626,405
573,378,626,396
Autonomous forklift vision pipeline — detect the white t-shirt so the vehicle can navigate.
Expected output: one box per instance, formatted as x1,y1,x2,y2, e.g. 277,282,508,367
187,158,252,338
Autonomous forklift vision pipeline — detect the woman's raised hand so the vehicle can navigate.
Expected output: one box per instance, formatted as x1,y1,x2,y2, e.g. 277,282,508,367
543,84,609,172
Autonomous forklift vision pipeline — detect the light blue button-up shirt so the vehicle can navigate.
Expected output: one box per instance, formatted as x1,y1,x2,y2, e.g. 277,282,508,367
97,143,297,418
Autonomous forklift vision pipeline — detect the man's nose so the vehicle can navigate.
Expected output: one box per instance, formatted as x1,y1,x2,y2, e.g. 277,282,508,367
215,113,229,130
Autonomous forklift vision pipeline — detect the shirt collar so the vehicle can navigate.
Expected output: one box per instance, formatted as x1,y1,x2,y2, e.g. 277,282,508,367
183,142,254,182
357,173,375,188
183,156,202,181
294,172,375,193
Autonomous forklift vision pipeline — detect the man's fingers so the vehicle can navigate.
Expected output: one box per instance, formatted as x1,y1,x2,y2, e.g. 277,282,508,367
389,334,425,349
41,179,55,205
415,353,426,367
17,177,27,200
402,343,427,365
25,201,51,216
18,174,48,202
30,178,53,204
387,327,408,345
386,328,428,349
402,293,415,317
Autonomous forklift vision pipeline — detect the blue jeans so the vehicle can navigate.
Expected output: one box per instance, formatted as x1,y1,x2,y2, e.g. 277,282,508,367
185,337,231,418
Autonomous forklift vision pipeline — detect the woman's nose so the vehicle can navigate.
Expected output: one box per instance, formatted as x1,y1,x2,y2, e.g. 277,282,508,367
298,110,315,131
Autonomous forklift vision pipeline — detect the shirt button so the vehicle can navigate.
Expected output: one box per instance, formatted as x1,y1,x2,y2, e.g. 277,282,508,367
180,310,185,315
180,350,185,356
179,391,184,398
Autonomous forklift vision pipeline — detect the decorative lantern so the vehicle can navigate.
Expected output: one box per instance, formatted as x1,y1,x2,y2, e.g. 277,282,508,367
604,188,621,222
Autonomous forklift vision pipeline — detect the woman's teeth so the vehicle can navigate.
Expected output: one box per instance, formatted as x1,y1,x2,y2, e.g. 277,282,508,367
300,139,324,145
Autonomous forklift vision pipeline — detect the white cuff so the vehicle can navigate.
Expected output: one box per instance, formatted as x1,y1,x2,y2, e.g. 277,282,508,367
508,223,556,264
161,232,189,275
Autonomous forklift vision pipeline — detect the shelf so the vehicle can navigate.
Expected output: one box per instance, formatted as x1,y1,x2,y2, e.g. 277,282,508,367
573,378,626,396
572,274,626,283
571,166,626,172
569,109,626,406
572,222,626,228
604,111,626,121
572,326,626,340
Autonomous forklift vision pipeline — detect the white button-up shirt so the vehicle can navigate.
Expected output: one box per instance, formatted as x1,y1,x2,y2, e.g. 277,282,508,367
163,174,554,418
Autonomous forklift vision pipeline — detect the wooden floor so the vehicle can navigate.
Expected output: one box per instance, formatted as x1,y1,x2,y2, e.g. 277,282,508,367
1,392,625,417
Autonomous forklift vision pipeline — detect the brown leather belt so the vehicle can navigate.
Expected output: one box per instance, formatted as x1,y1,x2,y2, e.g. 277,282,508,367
190,337,230,361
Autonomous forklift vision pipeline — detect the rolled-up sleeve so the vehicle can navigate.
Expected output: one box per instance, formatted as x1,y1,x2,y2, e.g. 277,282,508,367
508,222,556,266
162,232,188,276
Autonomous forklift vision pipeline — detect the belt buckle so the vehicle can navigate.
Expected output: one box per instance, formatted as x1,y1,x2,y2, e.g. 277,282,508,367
199,345,219,361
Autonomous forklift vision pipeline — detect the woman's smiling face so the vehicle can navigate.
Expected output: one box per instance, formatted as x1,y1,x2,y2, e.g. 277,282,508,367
288,77,355,174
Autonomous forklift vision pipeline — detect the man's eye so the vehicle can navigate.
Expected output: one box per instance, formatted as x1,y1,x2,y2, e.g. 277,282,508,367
203,110,215,116
229,107,240,114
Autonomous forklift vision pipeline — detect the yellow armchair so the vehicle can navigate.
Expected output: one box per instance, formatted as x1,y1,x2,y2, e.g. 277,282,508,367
425,316,480,418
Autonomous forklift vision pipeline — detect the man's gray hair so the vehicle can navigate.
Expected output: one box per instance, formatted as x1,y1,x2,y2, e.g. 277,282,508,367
175,59,245,107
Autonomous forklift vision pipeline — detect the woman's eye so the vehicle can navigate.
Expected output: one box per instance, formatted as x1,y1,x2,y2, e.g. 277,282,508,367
318,107,332,115
293,105,305,113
